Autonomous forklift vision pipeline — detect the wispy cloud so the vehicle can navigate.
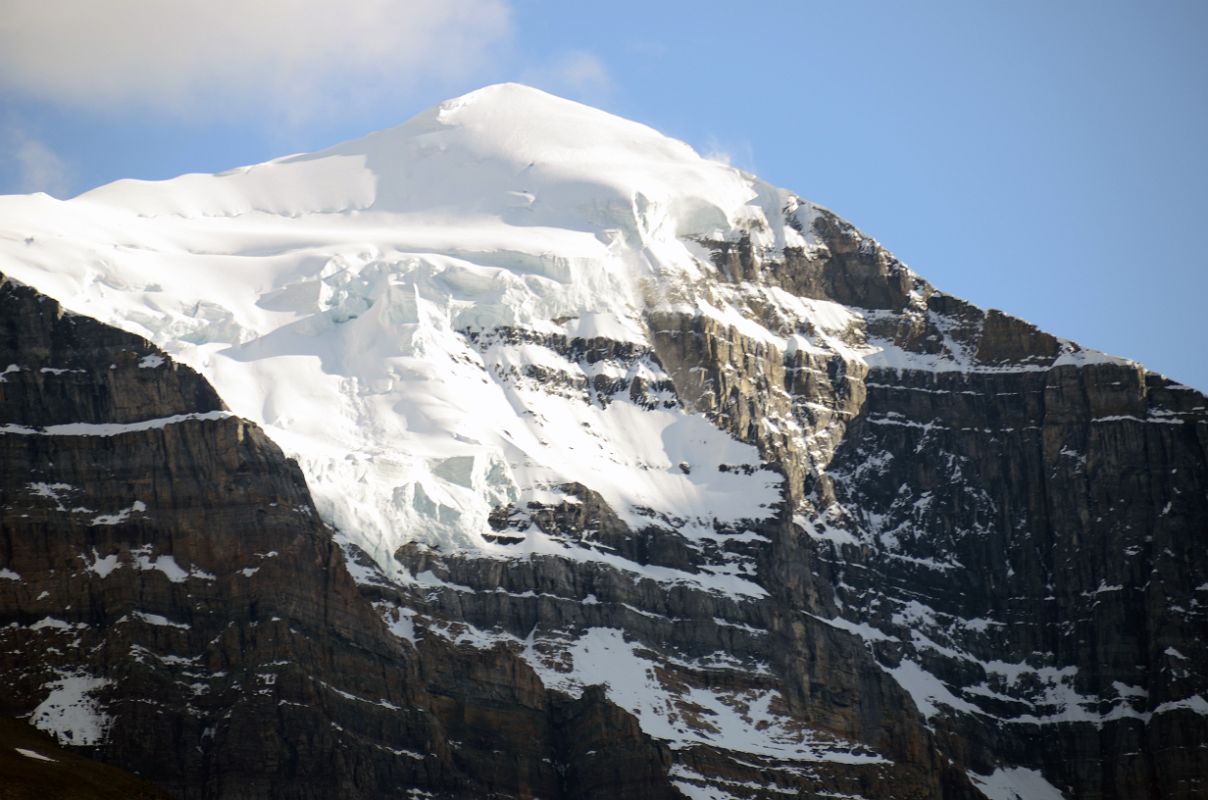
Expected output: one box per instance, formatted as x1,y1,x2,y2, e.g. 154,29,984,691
700,135,757,174
0,0,511,121
2,123,71,197
521,50,613,102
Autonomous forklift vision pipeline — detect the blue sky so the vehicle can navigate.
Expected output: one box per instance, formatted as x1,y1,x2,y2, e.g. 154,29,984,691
2,1,1205,389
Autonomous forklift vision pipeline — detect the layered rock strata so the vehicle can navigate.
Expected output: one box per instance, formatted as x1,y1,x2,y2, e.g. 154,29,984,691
0,275,682,799
382,209,1207,799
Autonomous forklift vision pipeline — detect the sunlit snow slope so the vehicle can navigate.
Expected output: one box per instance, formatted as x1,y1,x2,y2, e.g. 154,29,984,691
0,84,823,572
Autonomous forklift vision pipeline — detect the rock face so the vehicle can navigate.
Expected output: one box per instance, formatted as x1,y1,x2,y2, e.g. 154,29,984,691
0,86,1205,800
383,211,1208,798
0,275,681,799
694,216,1208,798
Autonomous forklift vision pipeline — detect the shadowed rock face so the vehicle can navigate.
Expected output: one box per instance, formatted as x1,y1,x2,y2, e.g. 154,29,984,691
0,716,170,800
0,275,679,800
817,362,1208,798
1,195,1205,800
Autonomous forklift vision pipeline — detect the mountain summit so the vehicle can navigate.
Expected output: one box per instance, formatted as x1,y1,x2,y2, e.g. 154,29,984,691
0,83,818,570
83,82,766,225
1,85,1205,799
0,84,1123,570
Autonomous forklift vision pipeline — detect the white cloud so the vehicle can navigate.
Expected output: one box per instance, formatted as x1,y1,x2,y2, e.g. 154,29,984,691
0,0,511,119
2,124,71,197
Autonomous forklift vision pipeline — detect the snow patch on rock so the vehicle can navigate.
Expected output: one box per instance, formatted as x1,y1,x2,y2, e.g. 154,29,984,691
969,767,1067,800
30,673,112,746
14,747,57,762
521,626,886,764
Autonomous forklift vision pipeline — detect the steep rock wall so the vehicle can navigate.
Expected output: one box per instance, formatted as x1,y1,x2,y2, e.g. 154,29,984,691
0,274,680,799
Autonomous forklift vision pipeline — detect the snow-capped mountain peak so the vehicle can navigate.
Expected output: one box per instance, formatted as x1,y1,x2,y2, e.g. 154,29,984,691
0,84,819,577
76,82,773,239
3,84,1204,800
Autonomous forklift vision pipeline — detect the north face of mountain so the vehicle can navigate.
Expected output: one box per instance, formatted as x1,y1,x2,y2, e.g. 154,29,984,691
0,84,1205,799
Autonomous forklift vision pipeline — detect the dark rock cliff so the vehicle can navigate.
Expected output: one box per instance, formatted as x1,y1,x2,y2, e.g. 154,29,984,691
714,212,1208,798
0,275,679,799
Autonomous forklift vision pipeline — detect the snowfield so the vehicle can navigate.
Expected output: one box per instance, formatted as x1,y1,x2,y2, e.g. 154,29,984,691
0,83,1126,580
0,84,803,574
